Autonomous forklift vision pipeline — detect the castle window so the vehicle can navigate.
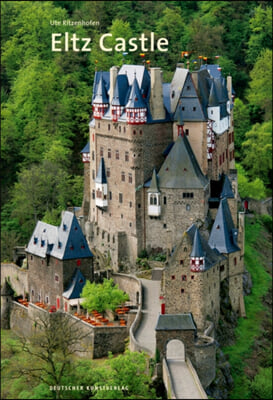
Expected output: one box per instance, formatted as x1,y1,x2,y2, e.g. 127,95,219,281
133,130,136,135
129,201,132,208
100,147,104,157
129,222,132,227
92,151,95,161
102,231,105,239
183,193,194,199
92,190,95,199
55,274,59,282
92,170,95,180
92,134,95,142
123,126,126,133
186,204,191,211
191,275,194,280
119,126,121,133
219,155,222,165
109,191,112,200
138,204,141,208
163,223,167,229
211,110,213,115
181,288,185,294
216,225,220,229
193,107,196,111
116,150,119,160
119,193,123,203
77,259,81,266
164,196,167,205
200,259,204,265
125,152,129,162
108,124,110,131
108,149,111,158
121,172,125,182
121,214,123,219
182,275,187,281
45,296,49,304
211,300,214,307
128,173,132,183
185,129,189,136
234,257,237,265
106,168,110,178
108,234,110,242
140,130,143,135
171,275,175,280
184,247,187,252
182,106,185,111
180,260,184,265
113,236,115,243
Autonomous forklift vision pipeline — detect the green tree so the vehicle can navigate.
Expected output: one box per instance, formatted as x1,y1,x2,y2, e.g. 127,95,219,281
233,98,251,160
242,121,272,186
81,278,129,314
237,163,266,200
246,5,272,66
247,49,272,121
92,350,157,399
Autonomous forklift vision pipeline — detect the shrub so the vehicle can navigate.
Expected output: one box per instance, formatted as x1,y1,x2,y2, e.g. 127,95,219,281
250,367,272,399
260,214,272,233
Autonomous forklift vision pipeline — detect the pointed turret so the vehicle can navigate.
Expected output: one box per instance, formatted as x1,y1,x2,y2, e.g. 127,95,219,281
220,175,234,199
208,198,240,253
148,168,161,217
95,157,108,209
157,134,208,189
190,228,205,271
126,75,147,124
92,75,109,119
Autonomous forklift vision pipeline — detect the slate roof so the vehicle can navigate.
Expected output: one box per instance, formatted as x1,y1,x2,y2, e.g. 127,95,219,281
112,75,130,106
186,224,225,270
157,134,209,189
80,142,90,154
208,198,240,254
63,268,86,299
148,168,160,193
126,76,147,109
95,157,107,184
92,74,109,105
26,211,93,260
155,313,197,331
220,175,234,199
190,228,205,258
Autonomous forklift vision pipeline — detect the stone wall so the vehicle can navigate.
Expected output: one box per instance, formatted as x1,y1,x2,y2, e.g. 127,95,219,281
193,335,216,389
1,263,29,297
163,235,223,332
111,272,141,306
145,187,209,253
156,330,197,362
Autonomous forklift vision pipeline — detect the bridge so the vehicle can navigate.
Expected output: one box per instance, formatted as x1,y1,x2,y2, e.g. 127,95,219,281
132,278,207,399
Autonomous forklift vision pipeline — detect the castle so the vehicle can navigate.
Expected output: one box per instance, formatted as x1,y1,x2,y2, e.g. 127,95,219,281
1,62,245,339
79,62,245,331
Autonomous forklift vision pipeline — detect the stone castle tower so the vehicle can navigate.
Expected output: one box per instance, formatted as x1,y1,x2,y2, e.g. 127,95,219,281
81,64,237,267
78,62,244,331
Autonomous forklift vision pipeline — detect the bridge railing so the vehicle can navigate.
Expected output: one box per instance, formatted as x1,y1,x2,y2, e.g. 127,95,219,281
162,357,176,399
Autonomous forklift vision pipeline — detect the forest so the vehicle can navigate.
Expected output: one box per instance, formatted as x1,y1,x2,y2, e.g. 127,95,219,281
1,1,272,259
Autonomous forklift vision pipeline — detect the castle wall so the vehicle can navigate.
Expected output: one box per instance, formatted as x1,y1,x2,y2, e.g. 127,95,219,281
193,335,216,389
145,187,209,253
27,255,93,308
163,235,224,331
1,263,28,297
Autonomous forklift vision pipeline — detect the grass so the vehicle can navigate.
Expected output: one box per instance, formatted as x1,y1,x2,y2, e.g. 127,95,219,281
222,216,272,399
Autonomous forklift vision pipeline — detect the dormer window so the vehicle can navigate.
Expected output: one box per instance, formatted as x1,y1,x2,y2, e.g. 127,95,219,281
41,240,45,247
33,237,38,245
69,243,74,250
58,241,62,249
63,224,67,231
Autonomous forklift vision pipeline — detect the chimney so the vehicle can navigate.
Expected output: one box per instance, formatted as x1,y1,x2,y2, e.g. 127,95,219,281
109,66,119,113
149,67,165,120
227,75,232,102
